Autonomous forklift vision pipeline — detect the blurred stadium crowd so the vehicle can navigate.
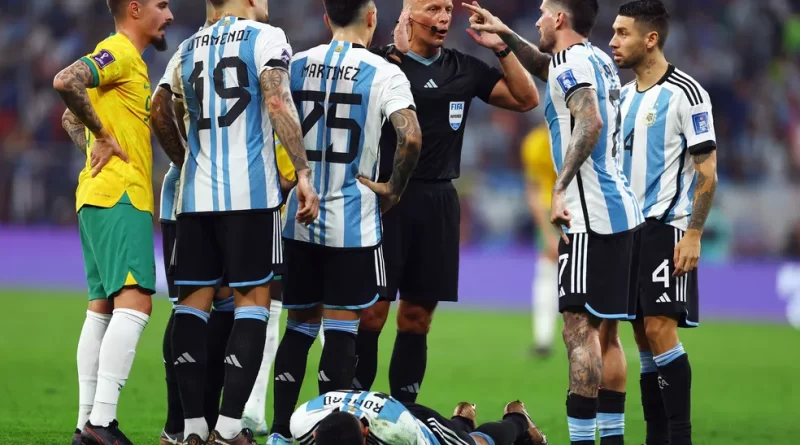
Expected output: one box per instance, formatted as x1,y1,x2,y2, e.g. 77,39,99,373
1,0,800,258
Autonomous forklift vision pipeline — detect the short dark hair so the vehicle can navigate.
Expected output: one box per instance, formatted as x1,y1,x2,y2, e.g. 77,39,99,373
107,0,132,17
551,0,598,37
323,0,372,27
315,411,364,445
618,0,670,49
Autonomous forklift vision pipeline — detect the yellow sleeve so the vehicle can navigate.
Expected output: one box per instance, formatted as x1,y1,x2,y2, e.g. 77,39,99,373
80,37,133,88
275,136,296,182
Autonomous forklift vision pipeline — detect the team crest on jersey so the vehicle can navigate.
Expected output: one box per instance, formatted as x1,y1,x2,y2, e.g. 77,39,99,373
91,49,115,69
556,69,577,94
643,108,657,126
449,102,464,131
692,112,710,134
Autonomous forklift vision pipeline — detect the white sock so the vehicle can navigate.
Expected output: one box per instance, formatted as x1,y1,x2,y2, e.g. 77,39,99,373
89,308,149,427
185,417,209,440
215,415,242,439
243,300,282,423
76,310,111,430
318,326,326,347
533,256,559,349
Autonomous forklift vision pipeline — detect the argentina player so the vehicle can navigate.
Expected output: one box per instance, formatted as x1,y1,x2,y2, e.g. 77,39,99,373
166,0,320,443
266,1,422,443
610,2,719,444
464,2,646,444
288,390,547,445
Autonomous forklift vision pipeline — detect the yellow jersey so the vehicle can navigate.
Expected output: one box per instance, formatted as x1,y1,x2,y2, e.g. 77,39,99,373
274,136,296,215
76,33,154,214
521,124,557,208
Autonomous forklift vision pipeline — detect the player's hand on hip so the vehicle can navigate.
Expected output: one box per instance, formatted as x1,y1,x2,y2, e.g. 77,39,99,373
392,6,412,57
549,191,571,244
673,229,701,277
294,170,319,225
462,2,510,36
90,131,129,177
357,176,400,214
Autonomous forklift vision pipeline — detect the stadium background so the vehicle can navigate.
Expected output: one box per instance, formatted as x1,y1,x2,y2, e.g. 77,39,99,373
1,0,799,444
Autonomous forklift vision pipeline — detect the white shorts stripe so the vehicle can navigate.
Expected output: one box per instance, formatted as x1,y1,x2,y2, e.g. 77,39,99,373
581,234,588,294
427,418,470,445
570,235,577,294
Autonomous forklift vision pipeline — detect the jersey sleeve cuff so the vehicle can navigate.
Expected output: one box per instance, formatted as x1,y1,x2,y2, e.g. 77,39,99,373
265,59,290,71
386,102,416,117
79,56,100,88
564,82,593,104
688,140,717,155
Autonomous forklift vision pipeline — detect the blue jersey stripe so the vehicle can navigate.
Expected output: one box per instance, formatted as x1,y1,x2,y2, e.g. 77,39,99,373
343,61,377,247
643,88,673,216
217,20,233,210
310,44,339,244
587,53,628,233
207,24,222,211
544,87,563,172
241,26,267,210
181,41,202,213
319,41,351,246
622,90,644,181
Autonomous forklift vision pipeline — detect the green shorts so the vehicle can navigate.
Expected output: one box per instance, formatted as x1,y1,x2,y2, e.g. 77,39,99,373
78,193,156,301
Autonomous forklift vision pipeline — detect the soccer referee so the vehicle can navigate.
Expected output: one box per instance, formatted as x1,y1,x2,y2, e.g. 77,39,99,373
353,0,539,403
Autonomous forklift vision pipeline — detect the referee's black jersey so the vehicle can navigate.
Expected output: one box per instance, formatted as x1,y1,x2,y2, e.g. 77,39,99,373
371,46,504,181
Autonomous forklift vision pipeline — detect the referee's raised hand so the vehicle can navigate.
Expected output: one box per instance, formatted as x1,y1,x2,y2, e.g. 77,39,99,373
357,176,400,214
392,6,412,56
462,2,511,36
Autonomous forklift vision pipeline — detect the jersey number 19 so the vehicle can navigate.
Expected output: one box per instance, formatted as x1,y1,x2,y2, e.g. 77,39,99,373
189,57,252,130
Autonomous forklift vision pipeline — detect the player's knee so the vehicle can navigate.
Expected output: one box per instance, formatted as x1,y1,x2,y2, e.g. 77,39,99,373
289,307,323,325
397,300,436,334
359,301,390,332
644,316,678,343
599,320,621,349
88,298,113,315
113,286,153,315
632,320,651,352
215,286,233,300
562,310,600,346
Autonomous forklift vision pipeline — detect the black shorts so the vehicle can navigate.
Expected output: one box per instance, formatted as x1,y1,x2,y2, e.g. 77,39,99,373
558,229,640,319
635,220,699,327
172,210,284,288
381,180,460,302
404,403,477,445
161,221,178,302
281,239,386,310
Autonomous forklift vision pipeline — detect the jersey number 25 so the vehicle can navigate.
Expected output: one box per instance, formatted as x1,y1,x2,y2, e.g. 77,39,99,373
293,90,364,165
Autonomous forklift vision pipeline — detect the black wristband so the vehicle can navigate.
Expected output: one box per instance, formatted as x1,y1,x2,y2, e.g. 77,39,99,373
495,46,512,58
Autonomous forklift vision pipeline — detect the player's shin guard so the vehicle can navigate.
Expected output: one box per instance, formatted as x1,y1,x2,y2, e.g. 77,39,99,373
640,352,669,445
90,308,149,427
597,389,625,445
353,329,380,391
162,309,183,435
76,310,111,430
172,305,211,439
389,331,427,403
318,319,359,394
205,297,235,430
655,343,692,445
216,306,269,439
270,320,320,438
567,392,597,445
474,413,530,444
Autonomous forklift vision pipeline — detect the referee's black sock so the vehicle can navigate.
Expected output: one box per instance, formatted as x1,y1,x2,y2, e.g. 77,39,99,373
474,413,529,445
162,309,184,435
318,320,359,394
640,352,669,445
270,320,320,438
389,331,427,404
172,305,210,434
353,329,380,391
655,343,692,445
204,298,234,430
597,389,626,445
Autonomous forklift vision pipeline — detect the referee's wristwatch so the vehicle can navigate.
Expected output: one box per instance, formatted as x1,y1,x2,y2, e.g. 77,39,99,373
495,46,512,58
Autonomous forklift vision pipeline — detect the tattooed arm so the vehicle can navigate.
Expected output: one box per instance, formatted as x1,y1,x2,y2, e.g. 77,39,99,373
61,109,87,154
260,69,309,176
553,89,603,193
387,108,422,198
499,31,552,82
151,86,187,167
53,60,106,137
688,151,718,233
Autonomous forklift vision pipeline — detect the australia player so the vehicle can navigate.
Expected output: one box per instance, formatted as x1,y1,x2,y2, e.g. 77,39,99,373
610,1,718,444
266,0,422,443
289,390,547,445
54,1,173,444
464,1,645,444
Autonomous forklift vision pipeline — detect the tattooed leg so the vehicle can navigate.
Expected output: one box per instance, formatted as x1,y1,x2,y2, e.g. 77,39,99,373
563,311,603,397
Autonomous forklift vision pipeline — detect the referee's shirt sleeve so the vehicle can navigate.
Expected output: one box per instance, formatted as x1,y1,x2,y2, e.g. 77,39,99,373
678,88,717,155
254,26,293,76
381,66,416,118
465,53,504,103
551,56,596,105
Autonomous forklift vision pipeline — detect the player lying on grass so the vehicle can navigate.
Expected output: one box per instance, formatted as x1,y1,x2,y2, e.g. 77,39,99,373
290,390,548,445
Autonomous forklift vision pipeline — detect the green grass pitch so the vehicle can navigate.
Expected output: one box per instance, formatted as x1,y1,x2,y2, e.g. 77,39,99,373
1,290,799,444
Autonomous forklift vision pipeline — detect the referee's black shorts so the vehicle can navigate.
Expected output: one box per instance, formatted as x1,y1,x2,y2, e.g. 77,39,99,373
381,180,460,303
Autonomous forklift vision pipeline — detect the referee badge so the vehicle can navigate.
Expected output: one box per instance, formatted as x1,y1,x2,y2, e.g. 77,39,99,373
449,101,464,131
643,108,657,126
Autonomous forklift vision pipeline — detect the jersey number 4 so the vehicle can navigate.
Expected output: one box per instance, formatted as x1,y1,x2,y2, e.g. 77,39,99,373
189,57,251,130
294,90,363,164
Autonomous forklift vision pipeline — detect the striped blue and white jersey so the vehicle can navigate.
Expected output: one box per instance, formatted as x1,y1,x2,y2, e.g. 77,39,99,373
545,43,643,234
283,41,415,248
171,17,292,213
620,65,717,230
290,390,437,445
157,51,184,222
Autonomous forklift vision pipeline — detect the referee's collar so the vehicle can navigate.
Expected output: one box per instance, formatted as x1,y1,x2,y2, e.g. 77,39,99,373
406,49,442,66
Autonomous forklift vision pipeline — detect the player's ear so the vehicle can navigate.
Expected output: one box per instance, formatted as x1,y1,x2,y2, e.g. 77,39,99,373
130,0,141,19
647,30,659,50
324,14,332,32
